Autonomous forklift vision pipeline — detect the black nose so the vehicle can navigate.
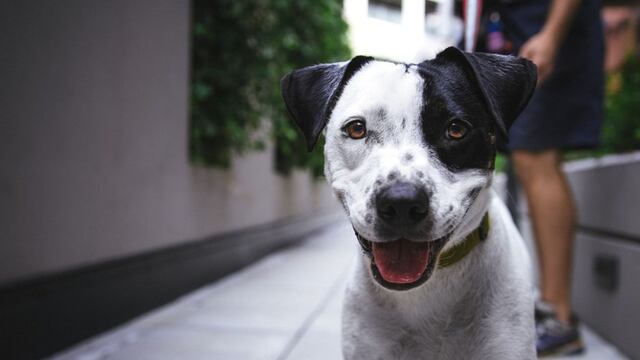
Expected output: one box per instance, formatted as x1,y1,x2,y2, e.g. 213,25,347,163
375,182,429,227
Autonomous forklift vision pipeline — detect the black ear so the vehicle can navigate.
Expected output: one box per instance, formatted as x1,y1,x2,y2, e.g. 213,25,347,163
433,47,537,137
280,56,374,151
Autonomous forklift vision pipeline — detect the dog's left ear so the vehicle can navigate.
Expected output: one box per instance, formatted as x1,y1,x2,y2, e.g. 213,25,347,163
433,47,537,137
280,56,374,151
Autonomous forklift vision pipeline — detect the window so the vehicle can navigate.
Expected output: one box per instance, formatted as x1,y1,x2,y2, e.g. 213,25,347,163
368,0,402,23
425,0,438,15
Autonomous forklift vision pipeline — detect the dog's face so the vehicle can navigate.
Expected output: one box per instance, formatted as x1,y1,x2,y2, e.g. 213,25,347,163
282,47,536,291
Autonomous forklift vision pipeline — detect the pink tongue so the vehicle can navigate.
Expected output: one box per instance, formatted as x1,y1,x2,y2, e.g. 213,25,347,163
372,239,430,284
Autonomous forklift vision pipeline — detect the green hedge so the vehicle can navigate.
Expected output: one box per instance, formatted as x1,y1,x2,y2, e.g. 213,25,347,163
602,55,640,153
564,54,640,162
190,0,350,176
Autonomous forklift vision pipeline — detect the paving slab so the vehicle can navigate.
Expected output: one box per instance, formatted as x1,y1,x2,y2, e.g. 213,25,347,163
51,219,629,360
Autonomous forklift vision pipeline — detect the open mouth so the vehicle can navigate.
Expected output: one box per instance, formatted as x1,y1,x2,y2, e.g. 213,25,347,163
355,232,449,291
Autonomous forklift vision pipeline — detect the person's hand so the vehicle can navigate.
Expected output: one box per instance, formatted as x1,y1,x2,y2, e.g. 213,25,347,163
519,30,560,84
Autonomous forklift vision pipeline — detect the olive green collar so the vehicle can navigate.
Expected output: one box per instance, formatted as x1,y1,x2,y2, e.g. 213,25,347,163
437,213,490,269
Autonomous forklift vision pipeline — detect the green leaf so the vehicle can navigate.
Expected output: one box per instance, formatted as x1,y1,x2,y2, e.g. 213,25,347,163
189,0,350,174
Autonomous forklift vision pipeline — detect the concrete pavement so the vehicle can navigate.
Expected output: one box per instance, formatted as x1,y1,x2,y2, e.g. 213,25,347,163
51,220,629,360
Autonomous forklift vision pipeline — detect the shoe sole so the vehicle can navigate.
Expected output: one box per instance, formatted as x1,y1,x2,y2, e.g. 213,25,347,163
538,339,585,358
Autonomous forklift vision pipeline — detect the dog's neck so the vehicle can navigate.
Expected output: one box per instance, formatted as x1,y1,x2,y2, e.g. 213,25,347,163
444,185,493,249
438,212,490,268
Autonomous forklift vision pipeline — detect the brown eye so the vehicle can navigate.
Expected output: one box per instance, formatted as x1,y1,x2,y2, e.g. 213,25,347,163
345,119,367,139
446,120,469,140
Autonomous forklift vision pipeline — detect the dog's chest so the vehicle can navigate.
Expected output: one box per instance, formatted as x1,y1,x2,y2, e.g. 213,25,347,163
382,293,490,356
345,294,526,360
353,313,492,360
344,264,493,356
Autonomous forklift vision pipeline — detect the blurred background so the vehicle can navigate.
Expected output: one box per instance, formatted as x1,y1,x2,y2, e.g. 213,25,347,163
1,0,639,359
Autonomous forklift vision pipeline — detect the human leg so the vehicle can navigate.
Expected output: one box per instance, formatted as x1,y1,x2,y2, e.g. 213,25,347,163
511,149,575,323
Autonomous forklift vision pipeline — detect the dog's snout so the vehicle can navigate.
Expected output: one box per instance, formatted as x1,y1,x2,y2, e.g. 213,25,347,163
376,182,429,226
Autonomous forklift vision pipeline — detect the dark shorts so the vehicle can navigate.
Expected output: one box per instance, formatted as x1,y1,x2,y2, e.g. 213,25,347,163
498,0,604,151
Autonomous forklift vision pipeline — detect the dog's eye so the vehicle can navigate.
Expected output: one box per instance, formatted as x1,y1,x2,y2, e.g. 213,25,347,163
345,119,367,140
446,120,469,140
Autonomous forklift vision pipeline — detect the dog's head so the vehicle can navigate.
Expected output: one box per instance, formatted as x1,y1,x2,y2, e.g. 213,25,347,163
281,47,536,291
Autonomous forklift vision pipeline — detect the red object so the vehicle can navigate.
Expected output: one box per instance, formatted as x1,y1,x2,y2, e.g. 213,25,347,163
372,239,431,284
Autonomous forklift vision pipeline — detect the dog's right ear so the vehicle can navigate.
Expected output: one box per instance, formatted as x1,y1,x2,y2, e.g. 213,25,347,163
432,47,537,138
280,56,373,151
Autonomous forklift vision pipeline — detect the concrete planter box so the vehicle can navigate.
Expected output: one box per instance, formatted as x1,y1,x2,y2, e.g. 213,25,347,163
517,151,640,359
518,152,640,359
567,152,640,238
565,152,640,360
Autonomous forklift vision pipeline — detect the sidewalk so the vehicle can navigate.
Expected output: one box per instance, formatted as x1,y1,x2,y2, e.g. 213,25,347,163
52,220,629,360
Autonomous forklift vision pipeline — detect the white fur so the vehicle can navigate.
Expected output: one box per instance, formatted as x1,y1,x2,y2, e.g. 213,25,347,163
321,61,535,359
341,193,535,359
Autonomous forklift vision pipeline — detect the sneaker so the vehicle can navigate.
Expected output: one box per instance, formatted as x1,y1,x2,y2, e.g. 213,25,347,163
535,301,585,357
535,300,556,322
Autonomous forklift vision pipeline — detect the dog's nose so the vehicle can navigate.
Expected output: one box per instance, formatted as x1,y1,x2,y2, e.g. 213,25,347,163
376,182,429,226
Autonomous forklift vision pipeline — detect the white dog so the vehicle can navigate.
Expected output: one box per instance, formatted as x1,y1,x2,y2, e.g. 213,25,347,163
281,47,537,359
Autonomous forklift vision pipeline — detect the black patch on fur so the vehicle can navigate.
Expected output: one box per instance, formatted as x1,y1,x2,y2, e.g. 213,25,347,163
431,47,537,138
376,108,388,121
281,56,374,151
467,186,482,202
365,213,374,224
364,130,382,145
417,47,536,171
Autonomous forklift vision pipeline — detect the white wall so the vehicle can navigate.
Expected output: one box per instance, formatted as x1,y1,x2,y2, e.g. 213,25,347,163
0,0,339,285
344,0,462,62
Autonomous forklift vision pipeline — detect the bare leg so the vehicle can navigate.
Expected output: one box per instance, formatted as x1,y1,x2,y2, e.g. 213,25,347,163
512,150,575,323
